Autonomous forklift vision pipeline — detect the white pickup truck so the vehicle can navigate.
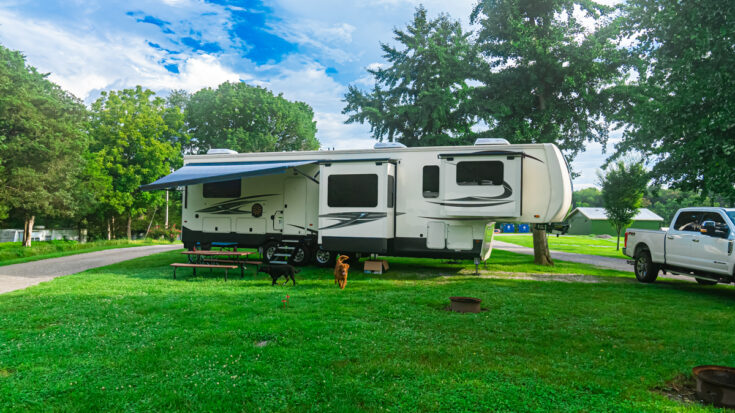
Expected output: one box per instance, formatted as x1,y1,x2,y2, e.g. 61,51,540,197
623,207,735,285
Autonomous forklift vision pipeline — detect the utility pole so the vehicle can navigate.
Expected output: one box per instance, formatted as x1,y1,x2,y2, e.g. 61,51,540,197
165,190,169,229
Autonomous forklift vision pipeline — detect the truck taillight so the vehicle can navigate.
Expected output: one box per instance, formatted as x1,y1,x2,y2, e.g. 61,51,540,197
624,231,628,249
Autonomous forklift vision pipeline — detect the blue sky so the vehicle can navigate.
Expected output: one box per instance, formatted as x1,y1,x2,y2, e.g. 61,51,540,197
0,0,608,188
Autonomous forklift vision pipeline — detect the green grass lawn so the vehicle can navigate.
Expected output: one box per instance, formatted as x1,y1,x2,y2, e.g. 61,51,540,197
498,234,628,259
1,249,732,411
0,239,180,266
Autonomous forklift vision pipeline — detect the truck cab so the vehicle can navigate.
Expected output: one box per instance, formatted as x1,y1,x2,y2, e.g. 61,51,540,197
624,207,735,285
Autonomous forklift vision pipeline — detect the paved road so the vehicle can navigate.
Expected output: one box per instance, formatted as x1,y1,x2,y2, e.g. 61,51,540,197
0,244,182,294
492,240,631,271
492,240,693,282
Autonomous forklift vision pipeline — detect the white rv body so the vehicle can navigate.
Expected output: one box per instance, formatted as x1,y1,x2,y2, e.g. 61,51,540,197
143,142,572,263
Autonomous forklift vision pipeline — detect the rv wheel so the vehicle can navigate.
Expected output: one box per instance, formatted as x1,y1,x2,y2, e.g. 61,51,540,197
290,245,311,266
261,241,278,262
313,248,335,267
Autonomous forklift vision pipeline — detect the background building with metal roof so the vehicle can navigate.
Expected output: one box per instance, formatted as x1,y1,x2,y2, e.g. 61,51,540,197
565,207,664,235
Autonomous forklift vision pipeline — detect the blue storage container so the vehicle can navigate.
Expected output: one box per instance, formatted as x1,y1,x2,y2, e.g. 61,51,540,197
502,223,515,233
518,224,530,233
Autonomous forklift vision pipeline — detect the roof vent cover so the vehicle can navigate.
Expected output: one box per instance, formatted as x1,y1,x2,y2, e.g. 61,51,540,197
474,138,510,145
374,142,407,149
206,148,239,155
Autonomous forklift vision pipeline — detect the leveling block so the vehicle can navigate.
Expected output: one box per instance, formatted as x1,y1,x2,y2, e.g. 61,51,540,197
363,260,389,274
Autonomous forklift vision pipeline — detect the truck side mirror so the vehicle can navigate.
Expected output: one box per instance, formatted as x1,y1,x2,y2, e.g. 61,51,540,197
701,220,716,235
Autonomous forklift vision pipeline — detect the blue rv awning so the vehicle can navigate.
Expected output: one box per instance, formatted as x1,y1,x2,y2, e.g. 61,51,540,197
139,160,318,191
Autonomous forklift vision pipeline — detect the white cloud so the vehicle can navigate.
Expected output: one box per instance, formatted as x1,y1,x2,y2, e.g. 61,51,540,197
0,9,246,100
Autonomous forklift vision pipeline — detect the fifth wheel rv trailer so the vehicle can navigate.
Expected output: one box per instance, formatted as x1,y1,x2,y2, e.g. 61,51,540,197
141,140,572,266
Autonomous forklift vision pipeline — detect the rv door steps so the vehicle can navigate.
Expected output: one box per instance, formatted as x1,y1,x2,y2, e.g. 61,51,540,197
267,239,303,265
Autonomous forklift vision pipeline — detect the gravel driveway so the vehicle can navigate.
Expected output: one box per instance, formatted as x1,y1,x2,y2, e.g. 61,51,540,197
492,240,692,282
0,244,182,294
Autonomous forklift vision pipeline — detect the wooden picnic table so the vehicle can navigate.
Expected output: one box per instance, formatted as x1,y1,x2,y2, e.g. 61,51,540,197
172,250,258,280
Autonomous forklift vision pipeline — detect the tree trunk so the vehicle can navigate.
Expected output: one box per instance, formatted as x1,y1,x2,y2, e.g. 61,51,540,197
127,214,132,240
532,226,554,266
111,216,115,239
616,226,622,250
107,218,112,241
165,190,169,229
22,215,35,247
144,207,158,239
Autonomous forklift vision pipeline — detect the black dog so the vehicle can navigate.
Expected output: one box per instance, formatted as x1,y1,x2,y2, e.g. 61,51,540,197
258,264,299,286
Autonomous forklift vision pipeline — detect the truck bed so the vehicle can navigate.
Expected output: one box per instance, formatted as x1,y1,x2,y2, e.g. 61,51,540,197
624,228,667,264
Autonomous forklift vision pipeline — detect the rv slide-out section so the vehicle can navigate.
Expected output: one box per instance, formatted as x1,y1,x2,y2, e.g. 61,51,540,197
141,142,572,263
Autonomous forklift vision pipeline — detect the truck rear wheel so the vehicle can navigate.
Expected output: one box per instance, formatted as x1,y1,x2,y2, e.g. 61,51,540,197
634,249,659,283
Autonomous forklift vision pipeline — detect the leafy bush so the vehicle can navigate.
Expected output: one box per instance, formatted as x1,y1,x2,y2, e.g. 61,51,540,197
148,224,180,242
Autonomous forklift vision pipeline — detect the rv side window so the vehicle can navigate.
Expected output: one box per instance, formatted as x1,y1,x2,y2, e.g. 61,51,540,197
203,179,241,198
328,174,378,208
387,175,395,208
423,166,439,198
456,161,503,186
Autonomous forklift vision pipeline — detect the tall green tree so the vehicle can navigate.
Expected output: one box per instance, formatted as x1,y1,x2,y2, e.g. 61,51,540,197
89,87,182,239
614,0,735,201
471,0,627,265
185,82,318,154
573,187,603,208
343,7,477,146
643,187,723,226
599,161,649,250
0,45,88,246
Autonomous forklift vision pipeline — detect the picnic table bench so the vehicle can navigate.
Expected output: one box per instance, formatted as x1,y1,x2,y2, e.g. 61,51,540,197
172,250,256,280
171,263,239,281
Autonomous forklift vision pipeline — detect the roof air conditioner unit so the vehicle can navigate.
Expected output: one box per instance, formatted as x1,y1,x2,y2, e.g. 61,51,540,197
374,142,407,149
474,138,510,145
206,148,239,155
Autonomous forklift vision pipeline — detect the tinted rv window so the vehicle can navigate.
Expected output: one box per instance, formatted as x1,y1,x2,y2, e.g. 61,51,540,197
423,166,439,198
456,161,503,185
203,179,241,198
328,174,378,207
387,175,395,208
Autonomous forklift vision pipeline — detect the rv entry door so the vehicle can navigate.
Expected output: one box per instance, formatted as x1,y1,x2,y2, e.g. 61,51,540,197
440,154,522,218
318,161,395,253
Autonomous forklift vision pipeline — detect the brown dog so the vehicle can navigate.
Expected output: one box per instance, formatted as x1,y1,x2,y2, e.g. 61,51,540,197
334,255,350,289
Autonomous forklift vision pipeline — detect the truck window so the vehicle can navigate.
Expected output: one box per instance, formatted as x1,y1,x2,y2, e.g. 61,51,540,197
673,211,703,232
701,212,729,237
456,161,503,186
727,211,735,225
203,179,241,198
422,166,439,198
328,174,378,208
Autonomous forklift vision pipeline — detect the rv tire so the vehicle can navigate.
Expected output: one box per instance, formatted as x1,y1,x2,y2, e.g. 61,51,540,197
314,248,335,267
261,241,278,263
290,245,311,266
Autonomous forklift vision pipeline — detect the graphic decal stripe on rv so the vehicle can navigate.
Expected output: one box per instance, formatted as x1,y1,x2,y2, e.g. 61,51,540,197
287,224,318,233
196,194,277,214
319,212,388,230
429,201,513,207
446,182,513,201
